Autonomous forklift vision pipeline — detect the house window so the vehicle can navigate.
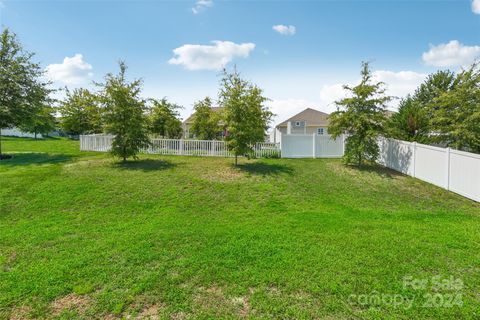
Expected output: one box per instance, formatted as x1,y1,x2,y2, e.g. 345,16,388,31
317,128,324,135
295,121,301,127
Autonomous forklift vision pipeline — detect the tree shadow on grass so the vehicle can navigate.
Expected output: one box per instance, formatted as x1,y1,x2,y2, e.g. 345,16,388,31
235,161,294,177
348,163,404,179
112,159,176,172
0,153,73,167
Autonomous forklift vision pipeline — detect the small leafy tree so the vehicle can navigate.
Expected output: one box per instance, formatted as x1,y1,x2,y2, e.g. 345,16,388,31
19,104,56,139
99,62,150,161
329,62,392,166
430,62,480,152
191,97,222,140
59,88,103,135
387,96,429,143
219,69,272,165
148,98,183,138
0,28,51,157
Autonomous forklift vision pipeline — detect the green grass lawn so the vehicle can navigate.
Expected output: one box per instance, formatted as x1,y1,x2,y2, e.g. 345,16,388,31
1,137,479,319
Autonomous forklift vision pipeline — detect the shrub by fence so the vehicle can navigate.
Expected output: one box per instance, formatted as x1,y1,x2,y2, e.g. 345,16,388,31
378,137,480,202
80,134,280,158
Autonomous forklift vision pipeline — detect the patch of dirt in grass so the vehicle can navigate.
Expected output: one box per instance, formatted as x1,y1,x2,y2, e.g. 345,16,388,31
134,304,161,319
231,296,250,318
266,285,281,296
135,303,165,319
194,285,252,318
118,296,167,320
50,293,91,316
198,166,247,182
63,158,110,171
2,252,17,272
170,311,188,320
9,305,31,320
263,287,323,317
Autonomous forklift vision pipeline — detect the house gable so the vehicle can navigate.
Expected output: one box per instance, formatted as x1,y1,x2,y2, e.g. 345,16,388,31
276,108,330,128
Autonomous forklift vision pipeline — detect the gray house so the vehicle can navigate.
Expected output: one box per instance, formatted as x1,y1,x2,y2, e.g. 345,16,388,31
270,108,330,143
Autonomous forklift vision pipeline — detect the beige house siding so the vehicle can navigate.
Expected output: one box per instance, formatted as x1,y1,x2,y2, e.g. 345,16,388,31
276,125,329,135
182,123,193,139
272,125,329,143
271,108,331,143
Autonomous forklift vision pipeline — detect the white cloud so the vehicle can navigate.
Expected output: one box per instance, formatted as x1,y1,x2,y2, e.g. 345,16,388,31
422,40,480,67
317,70,427,112
473,0,480,14
192,0,213,14
272,25,296,36
319,84,349,113
45,54,93,85
373,70,427,99
168,41,255,71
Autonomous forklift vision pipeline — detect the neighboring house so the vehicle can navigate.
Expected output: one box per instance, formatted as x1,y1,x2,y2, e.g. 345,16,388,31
271,108,330,143
182,107,226,139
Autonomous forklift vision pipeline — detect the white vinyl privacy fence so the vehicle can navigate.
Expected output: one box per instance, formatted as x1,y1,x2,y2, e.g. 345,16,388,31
280,134,345,158
80,134,280,158
378,138,480,202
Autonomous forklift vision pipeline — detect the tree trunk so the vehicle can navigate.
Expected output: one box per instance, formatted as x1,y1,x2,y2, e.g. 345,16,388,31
0,128,2,156
34,131,37,139
235,155,238,166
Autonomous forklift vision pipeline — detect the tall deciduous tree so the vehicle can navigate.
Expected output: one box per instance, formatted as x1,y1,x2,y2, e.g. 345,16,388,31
59,88,103,135
219,69,272,165
414,70,457,107
430,63,480,152
19,104,56,139
387,96,429,143
387,70,456,143
99,62,150,161
148,98,183,139
191,97,222,140
329,62,392,166
0,28,51,157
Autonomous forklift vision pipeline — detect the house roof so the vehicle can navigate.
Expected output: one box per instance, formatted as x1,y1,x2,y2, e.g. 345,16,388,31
277,108,330,127
183,107,224,124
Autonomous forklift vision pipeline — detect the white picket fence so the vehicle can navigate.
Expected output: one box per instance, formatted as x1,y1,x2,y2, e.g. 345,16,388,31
80,134,280,158
378,137,480,202
280,134,345,158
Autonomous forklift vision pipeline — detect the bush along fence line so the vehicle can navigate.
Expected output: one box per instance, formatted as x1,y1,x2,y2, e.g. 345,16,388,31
80,134,281,158
378,137,480,203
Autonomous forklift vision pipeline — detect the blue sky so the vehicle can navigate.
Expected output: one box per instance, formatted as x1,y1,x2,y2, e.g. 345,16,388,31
1,0,479,124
